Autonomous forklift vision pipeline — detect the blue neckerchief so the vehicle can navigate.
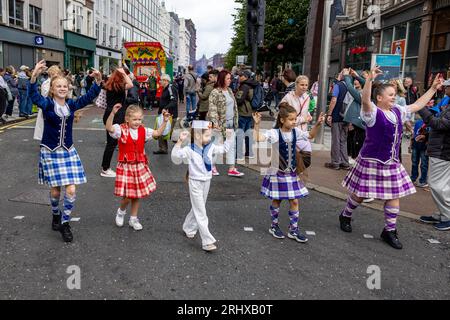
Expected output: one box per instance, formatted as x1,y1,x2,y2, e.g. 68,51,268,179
191,142,213,172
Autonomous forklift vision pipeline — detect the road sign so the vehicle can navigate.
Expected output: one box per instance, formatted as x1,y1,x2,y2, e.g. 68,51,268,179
236,55,248,65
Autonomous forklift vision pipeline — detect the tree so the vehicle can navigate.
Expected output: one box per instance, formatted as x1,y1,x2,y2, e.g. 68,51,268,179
226,0,310,74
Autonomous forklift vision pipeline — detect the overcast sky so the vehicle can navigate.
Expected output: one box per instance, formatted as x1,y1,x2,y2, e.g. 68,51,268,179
163,0,240,60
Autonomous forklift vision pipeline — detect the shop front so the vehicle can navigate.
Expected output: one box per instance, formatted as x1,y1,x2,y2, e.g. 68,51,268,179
344,26,375,72
379,6,424,80
64,31,96,74
95,47,121,75
428,6,450,80
0,25,65,69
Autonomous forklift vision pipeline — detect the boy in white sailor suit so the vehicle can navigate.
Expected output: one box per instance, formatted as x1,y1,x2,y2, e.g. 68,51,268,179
171,120,233,252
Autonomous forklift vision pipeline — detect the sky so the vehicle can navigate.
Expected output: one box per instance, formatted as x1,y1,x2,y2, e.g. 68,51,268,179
163,0,240,60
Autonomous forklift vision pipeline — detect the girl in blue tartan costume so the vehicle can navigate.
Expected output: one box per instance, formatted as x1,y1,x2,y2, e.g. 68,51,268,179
253,103,324,243
29,60,102,243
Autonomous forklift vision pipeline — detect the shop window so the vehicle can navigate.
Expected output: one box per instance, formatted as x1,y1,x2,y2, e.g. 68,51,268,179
404,58,418,79
394,23,407,41
360,0,374,20
29,6,41,32
381,28,393,54
9,0,23,27
407,20,421,57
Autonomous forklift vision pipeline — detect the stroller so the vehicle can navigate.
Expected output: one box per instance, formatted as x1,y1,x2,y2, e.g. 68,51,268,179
256,87,276,118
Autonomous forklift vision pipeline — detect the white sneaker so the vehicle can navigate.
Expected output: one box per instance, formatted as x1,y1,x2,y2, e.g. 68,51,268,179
363,198,375,203
115,209,126,227
202,243,217,252
185,232,196,239
212,167,220,176
129,218,143,231
101,168,116,178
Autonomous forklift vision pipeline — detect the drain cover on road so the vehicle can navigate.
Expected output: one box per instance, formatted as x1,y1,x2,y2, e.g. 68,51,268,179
9,188,57,206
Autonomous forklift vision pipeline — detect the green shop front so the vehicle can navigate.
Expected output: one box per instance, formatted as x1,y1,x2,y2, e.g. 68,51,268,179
64,31,96,73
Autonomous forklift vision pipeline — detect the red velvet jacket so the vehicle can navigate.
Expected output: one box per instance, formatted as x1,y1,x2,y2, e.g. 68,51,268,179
117,124,148,163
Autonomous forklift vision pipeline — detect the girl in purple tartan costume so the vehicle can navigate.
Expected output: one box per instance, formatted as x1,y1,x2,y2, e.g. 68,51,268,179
253,103,324,243
339,66,445,250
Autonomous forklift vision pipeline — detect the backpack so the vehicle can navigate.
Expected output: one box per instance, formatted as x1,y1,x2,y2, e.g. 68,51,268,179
250,83,265,110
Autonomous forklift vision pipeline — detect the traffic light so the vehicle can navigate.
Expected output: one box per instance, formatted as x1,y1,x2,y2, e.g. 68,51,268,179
246,0,265,47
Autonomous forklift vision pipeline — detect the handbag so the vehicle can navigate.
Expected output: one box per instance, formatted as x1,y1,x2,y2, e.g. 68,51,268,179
296,150,312,174
153,113,173,140
95,89,107,109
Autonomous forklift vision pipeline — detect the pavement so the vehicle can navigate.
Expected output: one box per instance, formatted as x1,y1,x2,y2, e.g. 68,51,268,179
0,104,449,300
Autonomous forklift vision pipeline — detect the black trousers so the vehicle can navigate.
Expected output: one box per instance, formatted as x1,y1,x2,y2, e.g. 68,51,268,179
0,89,7,119
347,126,366,159
101,130,118,171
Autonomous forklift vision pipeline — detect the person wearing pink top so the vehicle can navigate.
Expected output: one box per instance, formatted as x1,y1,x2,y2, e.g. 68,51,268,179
281,76,313,153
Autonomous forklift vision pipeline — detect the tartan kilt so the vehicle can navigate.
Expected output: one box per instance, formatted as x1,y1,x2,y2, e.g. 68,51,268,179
342,157,416,200
114,162,157,199
261,171,309,200
39,147,87,187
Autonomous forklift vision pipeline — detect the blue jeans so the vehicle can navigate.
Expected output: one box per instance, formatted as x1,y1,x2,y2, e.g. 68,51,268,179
18,90,29,115
411,147,429,184
186,92,197,118
237,116,254,159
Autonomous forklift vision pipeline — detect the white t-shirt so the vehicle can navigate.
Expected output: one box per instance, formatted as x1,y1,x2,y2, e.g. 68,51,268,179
109,124,154,142
361,102,412,127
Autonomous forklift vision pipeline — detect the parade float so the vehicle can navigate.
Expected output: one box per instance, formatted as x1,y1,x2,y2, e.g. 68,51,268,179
123,42,173,98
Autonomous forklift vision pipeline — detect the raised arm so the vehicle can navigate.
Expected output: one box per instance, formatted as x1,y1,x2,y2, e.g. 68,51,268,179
362,66,383,113
72,69,102,111
252,112,267,142
152,110,171,138
344,75,362,104
308,113,325,139
408,76,444,113
171,131,190,162
106,103,122,133
29,60,50,109
118,68,134,90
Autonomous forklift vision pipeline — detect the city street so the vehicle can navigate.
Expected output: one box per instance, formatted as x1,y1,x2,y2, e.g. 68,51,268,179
0,107,449,300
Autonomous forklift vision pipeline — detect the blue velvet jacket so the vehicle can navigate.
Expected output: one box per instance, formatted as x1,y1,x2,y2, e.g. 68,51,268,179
278,128,297,171
28,81,101,151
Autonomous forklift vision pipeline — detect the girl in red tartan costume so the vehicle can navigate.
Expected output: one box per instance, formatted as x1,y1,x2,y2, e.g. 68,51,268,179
106,104,171,230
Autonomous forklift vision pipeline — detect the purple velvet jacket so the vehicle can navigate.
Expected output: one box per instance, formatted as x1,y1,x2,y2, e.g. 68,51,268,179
360,107,403,164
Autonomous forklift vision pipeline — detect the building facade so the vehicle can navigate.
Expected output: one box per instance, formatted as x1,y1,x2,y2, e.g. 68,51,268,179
184,19,197,67
0,0,66,69
94,0,122,75
121,0,159,43
343,0,450,91
178,18,191,71
158,1,170,55
304,0,450,92
64,0,97,73
169,11,180,72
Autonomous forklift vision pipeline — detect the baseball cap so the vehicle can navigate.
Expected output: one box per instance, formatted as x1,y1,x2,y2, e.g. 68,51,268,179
238,70,252,78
